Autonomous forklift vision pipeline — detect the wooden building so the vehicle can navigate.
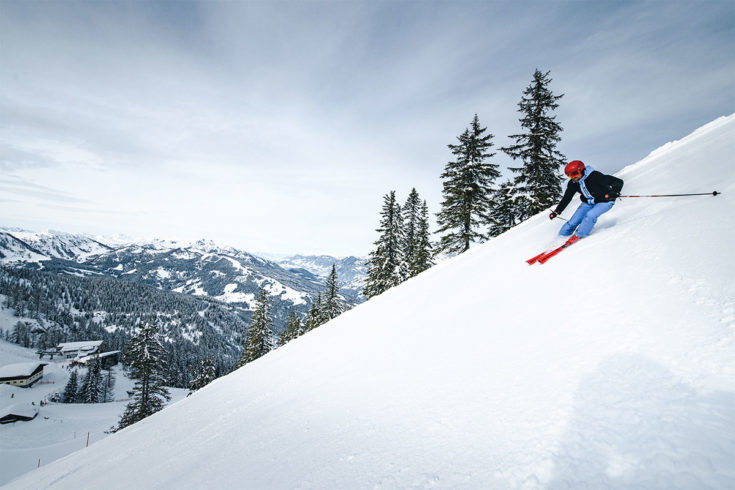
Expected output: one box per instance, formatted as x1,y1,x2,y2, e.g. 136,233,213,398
76,351,121,369
57,340,103,359
0,362,48,388
0,404,39,424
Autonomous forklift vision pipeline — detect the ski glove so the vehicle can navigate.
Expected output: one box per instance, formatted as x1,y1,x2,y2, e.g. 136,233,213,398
549,211,558,220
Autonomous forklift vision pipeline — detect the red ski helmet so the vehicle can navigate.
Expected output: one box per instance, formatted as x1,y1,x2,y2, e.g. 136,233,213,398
565,160,585,179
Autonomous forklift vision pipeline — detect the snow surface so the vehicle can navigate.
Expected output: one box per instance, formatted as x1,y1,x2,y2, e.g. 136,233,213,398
5,115,735,489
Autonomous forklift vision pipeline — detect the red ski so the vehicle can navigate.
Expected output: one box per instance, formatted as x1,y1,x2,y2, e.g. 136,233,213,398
528,235,581,265
526,251,548,265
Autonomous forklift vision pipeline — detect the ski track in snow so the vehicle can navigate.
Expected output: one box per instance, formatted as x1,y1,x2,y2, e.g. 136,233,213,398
3,115,735,489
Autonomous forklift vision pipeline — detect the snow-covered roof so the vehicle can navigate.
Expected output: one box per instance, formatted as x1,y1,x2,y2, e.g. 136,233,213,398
77,351,121,364
0,362,46,378
57,341,103,353
0,403,39,419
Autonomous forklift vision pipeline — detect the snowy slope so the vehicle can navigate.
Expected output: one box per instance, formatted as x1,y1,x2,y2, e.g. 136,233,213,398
6,116,735,489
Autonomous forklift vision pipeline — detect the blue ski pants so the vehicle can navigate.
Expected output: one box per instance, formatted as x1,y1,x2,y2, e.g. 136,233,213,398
559,201,615,238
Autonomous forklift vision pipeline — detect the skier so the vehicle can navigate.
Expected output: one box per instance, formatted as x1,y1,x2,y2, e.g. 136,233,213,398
549,160,624,242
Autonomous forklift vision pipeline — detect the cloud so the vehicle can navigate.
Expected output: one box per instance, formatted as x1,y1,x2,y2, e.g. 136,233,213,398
0,176,92,205
0,0,733,254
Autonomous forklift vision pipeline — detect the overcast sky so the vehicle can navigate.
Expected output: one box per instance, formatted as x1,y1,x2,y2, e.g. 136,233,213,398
1,0,733,256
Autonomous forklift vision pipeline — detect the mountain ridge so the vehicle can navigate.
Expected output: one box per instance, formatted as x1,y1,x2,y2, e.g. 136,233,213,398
0,229,367,328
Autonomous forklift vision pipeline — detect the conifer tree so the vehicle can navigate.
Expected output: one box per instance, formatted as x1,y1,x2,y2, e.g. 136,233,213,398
322,265,343,322
80,357,103,403
410,200,434,276
62,369,79,403
237,289,274,366
102,367,116,403
364,191,406,298
279,309,303,346
488,180,520,237
278,321,291,347
188,359,216,395
435,114,500,255
502,69,565,219
115,323,171,431
402,189,422,268
304,293,323,331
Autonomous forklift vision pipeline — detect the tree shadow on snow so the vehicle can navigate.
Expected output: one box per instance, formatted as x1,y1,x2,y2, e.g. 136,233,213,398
546,354,735,489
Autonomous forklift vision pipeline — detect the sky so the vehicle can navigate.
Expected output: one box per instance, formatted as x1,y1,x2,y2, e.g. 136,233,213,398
1,0,733,256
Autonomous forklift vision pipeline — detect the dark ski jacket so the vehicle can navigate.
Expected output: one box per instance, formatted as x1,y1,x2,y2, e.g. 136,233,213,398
554,168,624,214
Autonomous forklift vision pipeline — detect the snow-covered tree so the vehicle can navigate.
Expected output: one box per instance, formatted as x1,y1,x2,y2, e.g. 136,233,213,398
488,180,520,237
80,357,103,403
12,321,31,348
115,323,171,431
188,359,216,396
304,293,323,331
502,69,565,219
62,369,80,403
278,309,303,346
364,191,406,298
435,114,500,255
237,289,274,367
408,199,434,277
322,265,343,322
402,189,421,267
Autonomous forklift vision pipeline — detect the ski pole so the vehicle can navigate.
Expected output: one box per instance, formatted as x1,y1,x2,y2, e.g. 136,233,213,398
547,211,568,222
619,191,720,198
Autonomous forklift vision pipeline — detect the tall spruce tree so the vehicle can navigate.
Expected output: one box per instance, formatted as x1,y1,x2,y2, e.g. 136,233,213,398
322,265,343,322
502,69,565,219
364,191,406,298
488,180,519,237
435,114,500,255
115,323,171,431
402,189,422,268
62,369,80,403
237,289,274,367
410,200,434,276
80,357,103,403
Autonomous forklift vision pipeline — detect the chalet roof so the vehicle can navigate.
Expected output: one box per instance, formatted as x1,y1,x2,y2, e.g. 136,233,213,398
0,362,47,378
0,403,39,419
77,351,121,363
57,341,103,353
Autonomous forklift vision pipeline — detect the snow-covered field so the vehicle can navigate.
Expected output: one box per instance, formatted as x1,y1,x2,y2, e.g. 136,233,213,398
4,115,735,489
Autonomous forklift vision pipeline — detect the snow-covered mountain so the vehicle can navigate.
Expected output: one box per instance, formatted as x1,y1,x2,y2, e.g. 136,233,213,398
0,232,367,329
0,232,47,263
8,116,733,488
0,229,113,262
